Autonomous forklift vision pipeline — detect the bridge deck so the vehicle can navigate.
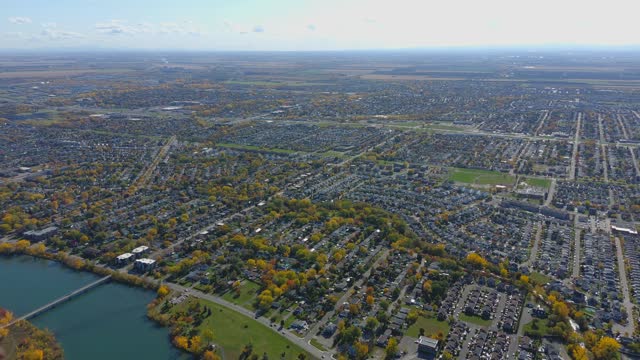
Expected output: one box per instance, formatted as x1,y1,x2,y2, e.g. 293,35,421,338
2,275,111,329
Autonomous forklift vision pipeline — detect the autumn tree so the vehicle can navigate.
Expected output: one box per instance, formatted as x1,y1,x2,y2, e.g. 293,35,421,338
189,336,202,353
202,328,215,344
203,350,221,360
0,309,13,338
354,341,369,360
592,337,620,360
157,285,170,298
552,301,569,320
21,349,44,360
173,335,189,350
385,338,398,359
366,295,375,307
466,252,488,268
568,344,588,360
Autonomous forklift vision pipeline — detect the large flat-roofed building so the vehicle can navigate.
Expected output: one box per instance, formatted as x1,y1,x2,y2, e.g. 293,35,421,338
131,245,149,257
134,258,156,272
416,336,439,354
116,253,134,265
23,226,58,242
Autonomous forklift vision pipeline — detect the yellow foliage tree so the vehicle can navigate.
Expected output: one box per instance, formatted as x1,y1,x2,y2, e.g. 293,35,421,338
203,350,221,360
466,252,488,268
0,309,13,338
157,285,170,298
366,295,375,306
592,337,620,360
173,335,189,350
189,335,202,353
385,337,398,358
15,239,31,252
569,344,588,360
355,341,369,360
21,349,44,360
552,301,569,320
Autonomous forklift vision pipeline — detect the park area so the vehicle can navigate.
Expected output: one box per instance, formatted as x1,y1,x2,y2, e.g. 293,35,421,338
405,315,450,338
449,167,515,186
172,298,311,360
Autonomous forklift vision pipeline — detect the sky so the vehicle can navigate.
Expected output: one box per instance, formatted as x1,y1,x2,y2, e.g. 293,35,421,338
2,0,640,51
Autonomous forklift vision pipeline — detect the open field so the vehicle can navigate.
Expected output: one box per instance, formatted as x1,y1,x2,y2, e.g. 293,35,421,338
528,271,553,285
405,316,450,338
173,298,312,360
449,167,515,186
521,177,552,189
221,280,260,309
523,319,553,338
458,313,493,327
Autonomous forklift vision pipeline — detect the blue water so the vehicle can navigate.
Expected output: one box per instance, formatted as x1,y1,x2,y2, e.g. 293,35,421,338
0,255,188,360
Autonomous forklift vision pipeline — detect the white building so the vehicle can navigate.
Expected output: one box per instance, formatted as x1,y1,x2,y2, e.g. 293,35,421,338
134,258,156,272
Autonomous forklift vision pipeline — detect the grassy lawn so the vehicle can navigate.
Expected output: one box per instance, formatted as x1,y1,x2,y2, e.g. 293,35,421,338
174,298,311,360
405,316,450,338
284,314,299,328
221,280,261,307
521,177,552,189
310,338,327,351
449,167,515,186
458,313,493,327
322,150,348,159
425,123,467,132
523,318,552,338
529,271,552,285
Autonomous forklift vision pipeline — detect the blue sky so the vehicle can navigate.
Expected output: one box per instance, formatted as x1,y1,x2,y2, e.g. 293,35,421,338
2,0,640,50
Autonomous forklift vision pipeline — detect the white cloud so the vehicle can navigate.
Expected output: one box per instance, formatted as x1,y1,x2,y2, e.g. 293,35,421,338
8,17,32,25
95,20,151,35
40,23,84,41
95,20,203,36
158,21,203,36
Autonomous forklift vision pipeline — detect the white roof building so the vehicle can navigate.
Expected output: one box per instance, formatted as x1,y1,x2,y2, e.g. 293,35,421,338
116,253,134,261
132,246,149,254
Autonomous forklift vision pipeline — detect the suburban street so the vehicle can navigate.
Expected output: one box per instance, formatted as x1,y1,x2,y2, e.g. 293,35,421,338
613,236,636,336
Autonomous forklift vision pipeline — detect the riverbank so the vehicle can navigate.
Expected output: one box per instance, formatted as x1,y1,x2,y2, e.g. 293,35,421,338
0,240,160,291
0,318,64,360
147,290,315,360
0,244,315,360
0,254,186,360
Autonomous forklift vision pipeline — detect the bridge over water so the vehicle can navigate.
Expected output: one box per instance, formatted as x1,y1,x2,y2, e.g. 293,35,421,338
1,275,112,328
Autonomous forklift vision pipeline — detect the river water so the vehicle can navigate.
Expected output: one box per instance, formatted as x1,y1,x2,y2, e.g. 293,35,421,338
0,255,188,360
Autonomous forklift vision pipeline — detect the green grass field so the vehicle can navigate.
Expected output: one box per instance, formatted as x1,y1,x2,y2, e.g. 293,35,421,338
174,298,311,360
523,318,552,338
221,280,261,308
449,168,515,186
458,313,493,327
521,177,552,189
310,338,327,351
405,316,450,338
528,271,552,285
